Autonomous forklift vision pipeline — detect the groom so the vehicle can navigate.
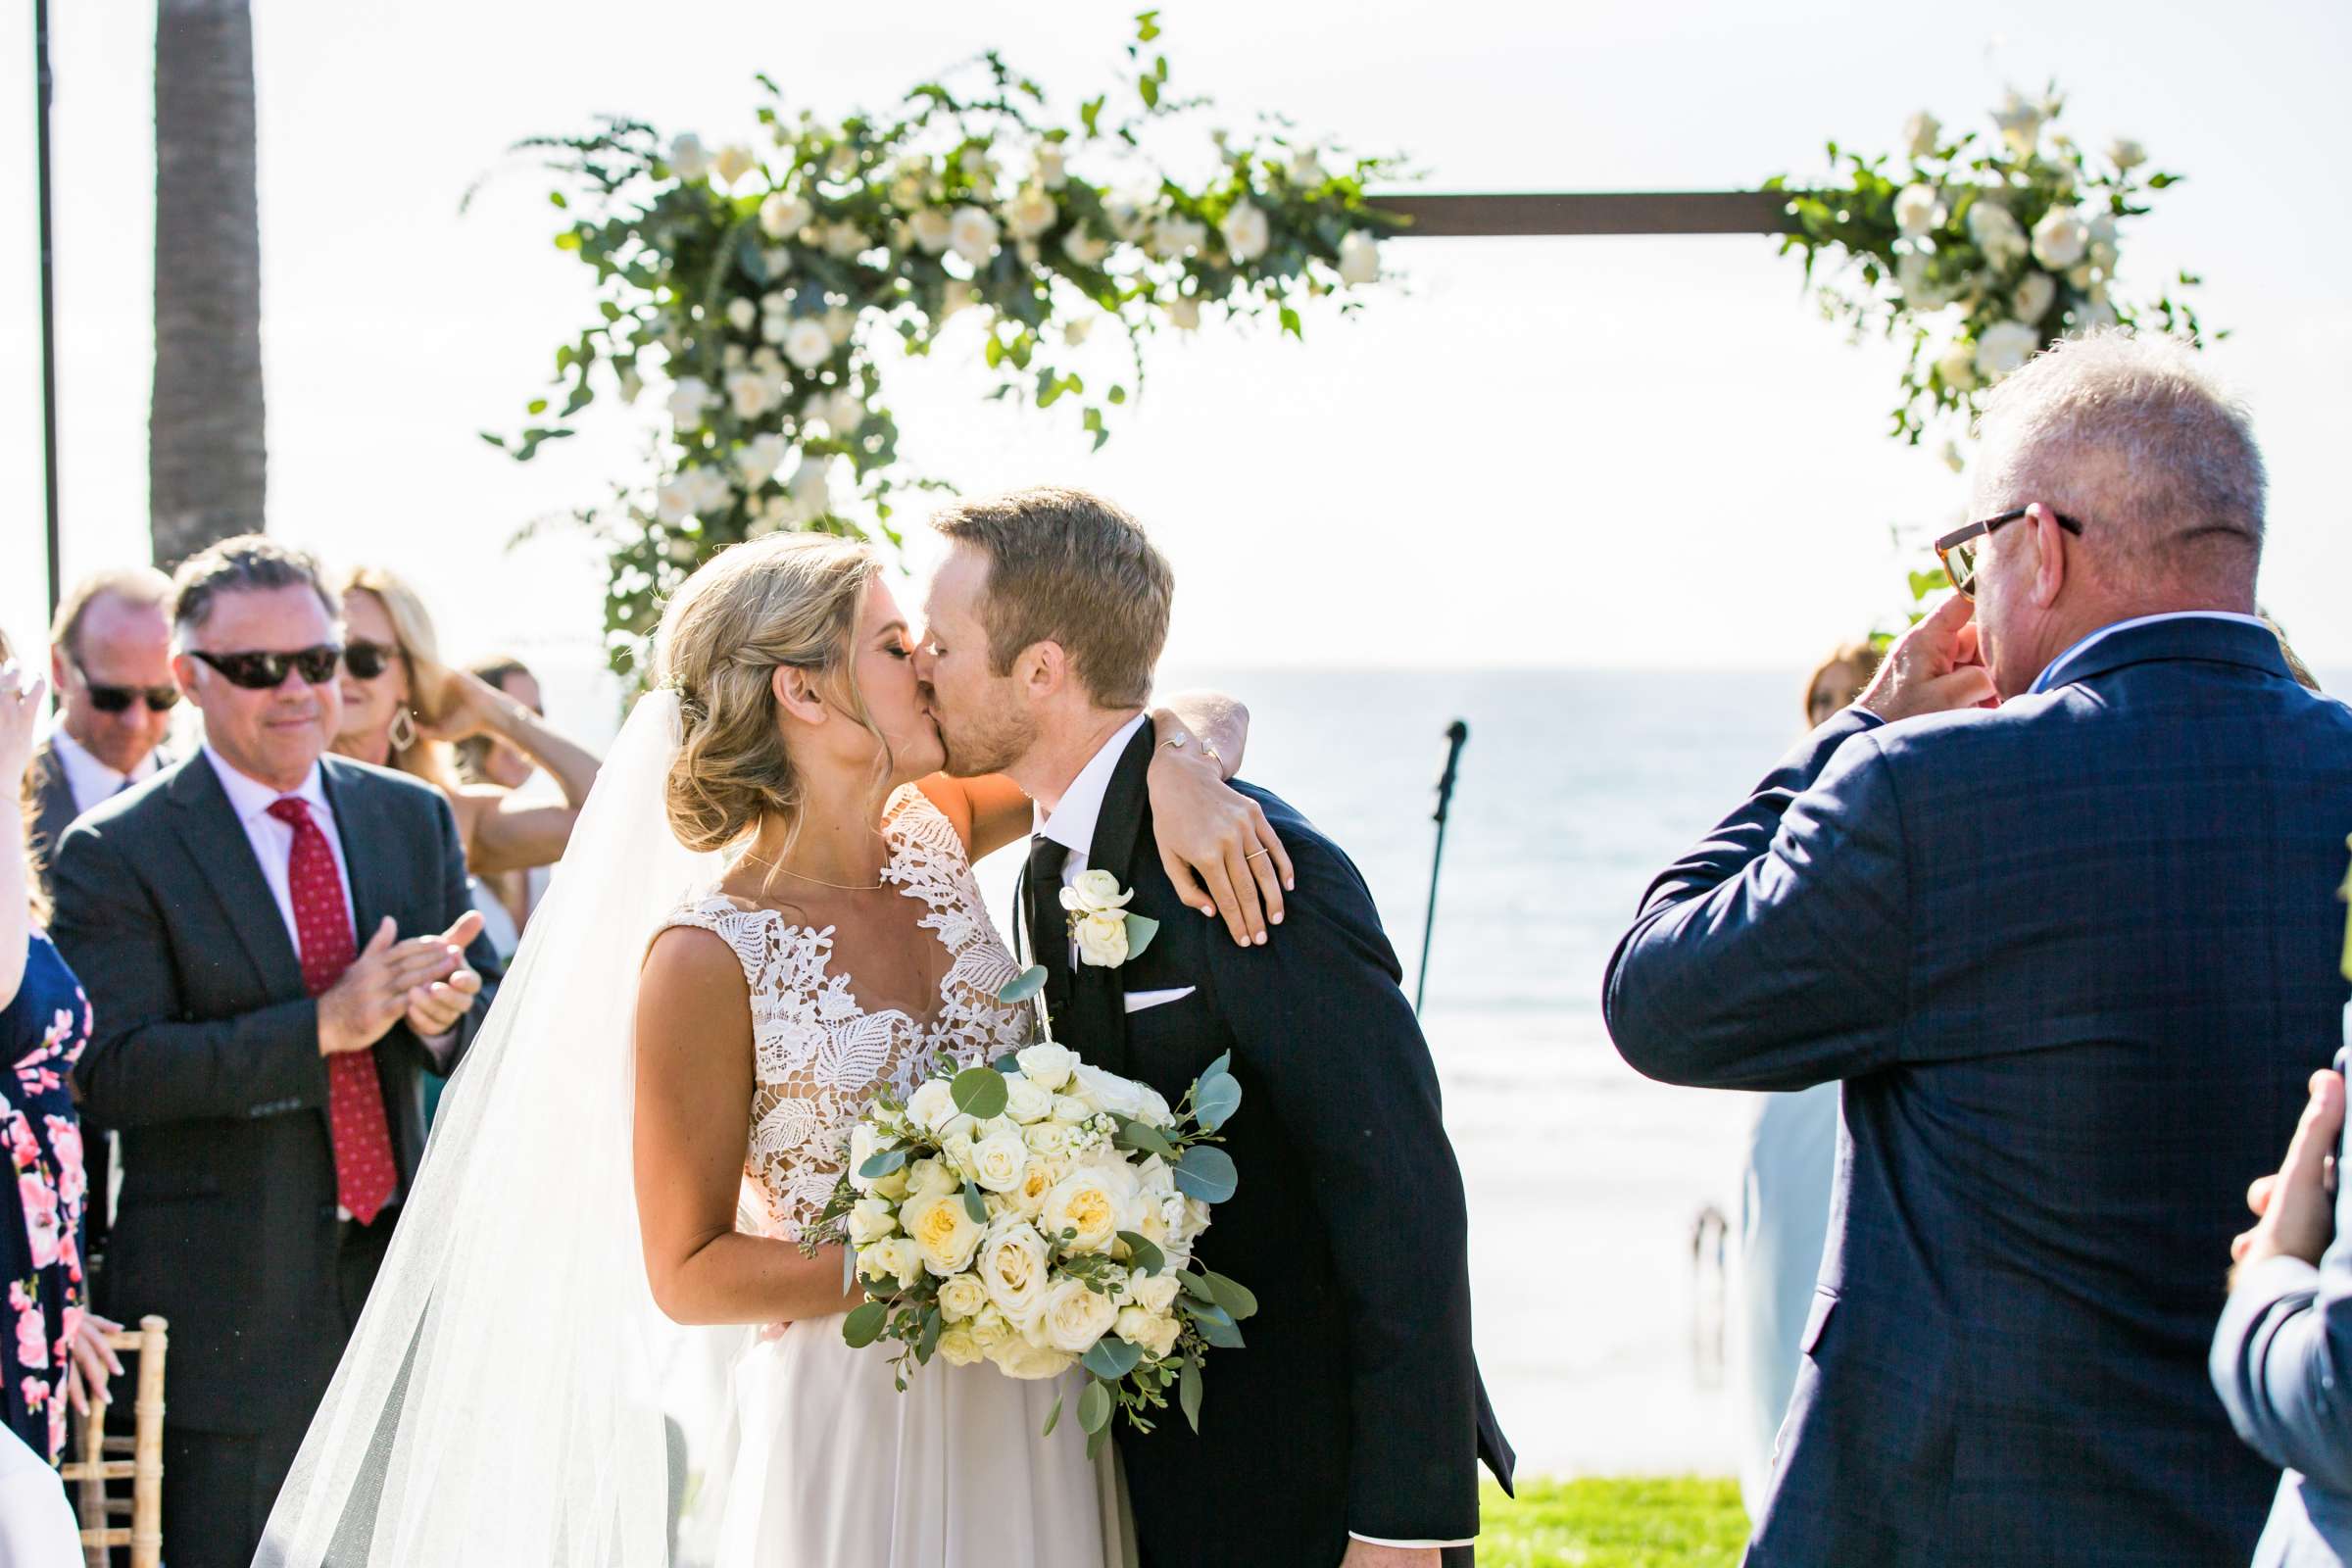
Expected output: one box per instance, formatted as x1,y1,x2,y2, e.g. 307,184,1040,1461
916,487,1512,1568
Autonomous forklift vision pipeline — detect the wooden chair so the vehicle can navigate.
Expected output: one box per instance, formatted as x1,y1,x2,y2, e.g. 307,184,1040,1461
61,1314,168,1568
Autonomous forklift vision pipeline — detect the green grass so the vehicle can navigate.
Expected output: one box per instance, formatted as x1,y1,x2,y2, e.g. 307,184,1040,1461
1477,1477,1750,1568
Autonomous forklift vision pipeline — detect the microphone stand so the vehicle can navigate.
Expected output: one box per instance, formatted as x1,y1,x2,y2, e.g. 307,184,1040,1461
1414,719,1469,1016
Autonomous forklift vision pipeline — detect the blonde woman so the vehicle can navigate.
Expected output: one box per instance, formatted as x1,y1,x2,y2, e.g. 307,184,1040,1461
328,566,604,887
261,533,1285,1566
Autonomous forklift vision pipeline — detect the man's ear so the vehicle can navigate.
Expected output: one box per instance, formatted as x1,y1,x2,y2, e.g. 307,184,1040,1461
2028,502,2068,609
170,652,200,697
771,663,829,726
1017,641,1069,702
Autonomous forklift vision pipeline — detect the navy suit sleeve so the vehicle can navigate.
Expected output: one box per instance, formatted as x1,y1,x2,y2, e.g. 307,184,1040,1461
2210,1048,2352,1493
433,790,502,1064
53,819,329,1127
1204,830,1481,1544
1604,710,1911,1091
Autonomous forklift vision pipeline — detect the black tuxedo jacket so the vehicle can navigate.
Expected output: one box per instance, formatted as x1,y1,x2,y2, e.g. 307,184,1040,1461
1029,725,1512,1567
27,741,79,898
47,753,501,1435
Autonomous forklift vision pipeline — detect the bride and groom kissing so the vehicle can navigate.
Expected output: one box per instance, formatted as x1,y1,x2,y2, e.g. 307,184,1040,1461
260,486,1511,1568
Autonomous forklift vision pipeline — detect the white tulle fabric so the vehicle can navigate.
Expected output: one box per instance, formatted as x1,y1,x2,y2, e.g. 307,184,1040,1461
255,695,1121,1568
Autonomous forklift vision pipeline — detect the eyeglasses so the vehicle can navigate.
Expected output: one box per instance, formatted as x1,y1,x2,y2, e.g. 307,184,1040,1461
1933,508,2087,599
77,665,180,714
343,640,397,681
187,645,345,690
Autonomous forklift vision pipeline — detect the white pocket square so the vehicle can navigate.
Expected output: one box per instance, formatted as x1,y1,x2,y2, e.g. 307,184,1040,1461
1123,986,1197,1014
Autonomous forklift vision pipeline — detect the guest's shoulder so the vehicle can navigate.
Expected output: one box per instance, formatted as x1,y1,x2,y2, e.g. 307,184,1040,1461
321,754,458,822
1225,779,1369,890
60,755,190,841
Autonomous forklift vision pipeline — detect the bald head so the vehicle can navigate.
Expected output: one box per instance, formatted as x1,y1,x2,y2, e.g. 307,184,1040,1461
1972,328,2266,600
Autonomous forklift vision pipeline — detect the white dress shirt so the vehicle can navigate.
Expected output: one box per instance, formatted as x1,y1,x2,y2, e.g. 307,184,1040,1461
48,726,160,814
1041,719,1460,1550
2029,610,2274,694
203,747,358,956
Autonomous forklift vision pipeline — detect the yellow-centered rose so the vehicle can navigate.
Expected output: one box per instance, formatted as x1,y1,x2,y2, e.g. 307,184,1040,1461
936,1273,989,1322
977,1217,1051,1325
1041,1169,1121,1254
1114,1304,1182,1359
901,1189,985,1276
969,1130,1031,1194
1039,1276,1121,1352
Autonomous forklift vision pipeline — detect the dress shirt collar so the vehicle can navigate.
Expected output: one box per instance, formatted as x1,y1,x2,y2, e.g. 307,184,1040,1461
49,727,159,810
2029,611,2274,695
203,743,331,827
1036,712,1150,860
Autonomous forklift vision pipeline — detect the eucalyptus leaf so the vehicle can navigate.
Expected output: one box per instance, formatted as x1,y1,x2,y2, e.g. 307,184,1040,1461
1195,1312,1245,1350
1201,1052,1231,1082
1200,1268,1258,1321
1077,1379,1113,1435
951,1066,1009,1121
997,966,1049,1004
857,1148,907,1180
1082,1337,1144,1380
961,1183,989,1224
1192,1073,1241,1133
1116,1231,1166,1275
1179,1355,1203,1432
1086,1422,1109,1462
841,1300,889,1348
1113,1117,1177,1161
1177,1271,1218,1306
1042,1390,1064,1438
1174,1145,1239,1203
1123,911,1160,960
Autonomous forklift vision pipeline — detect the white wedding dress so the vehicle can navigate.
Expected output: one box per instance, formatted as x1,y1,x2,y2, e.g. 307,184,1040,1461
657,786,1122,1568
256,695,1122,1568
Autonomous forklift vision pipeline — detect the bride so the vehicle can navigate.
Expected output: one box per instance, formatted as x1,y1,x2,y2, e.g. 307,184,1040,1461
257,533,1277,1567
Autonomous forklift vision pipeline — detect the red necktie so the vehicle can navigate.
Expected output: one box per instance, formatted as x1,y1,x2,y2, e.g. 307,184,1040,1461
267,797,398,1225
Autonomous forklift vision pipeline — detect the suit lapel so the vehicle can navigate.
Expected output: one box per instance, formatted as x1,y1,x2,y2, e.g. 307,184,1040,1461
164,757,307,1000
319,760,388,942
29,747,77,873
1070,724,1158,1075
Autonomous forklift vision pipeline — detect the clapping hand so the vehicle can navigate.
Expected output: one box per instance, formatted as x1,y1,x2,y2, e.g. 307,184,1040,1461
2232,1068,2343,1277
1857,593,1998,722
318,911,486,1054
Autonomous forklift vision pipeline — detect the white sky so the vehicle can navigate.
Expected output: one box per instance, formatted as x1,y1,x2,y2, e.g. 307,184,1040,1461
3,0,2346,683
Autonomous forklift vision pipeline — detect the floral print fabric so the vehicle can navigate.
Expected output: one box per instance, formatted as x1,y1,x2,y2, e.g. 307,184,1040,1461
4,932,91,1465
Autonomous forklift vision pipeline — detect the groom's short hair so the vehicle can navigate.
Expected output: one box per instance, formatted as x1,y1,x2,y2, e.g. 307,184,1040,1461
931,487,1171,709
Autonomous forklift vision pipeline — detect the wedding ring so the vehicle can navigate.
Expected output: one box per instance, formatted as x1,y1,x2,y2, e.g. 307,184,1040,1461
1246,849,1272,862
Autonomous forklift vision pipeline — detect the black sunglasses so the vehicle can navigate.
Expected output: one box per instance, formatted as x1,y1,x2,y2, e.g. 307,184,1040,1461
1933,507,2087,599
343,640,397,681
188,645,345,690
78,664,180,714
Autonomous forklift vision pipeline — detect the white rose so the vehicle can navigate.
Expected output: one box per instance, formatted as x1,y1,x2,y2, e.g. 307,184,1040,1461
941,1128,980,1181
2108,137,2146,172
685,465,734,515
1337,229,1380,286
847,1123,883,1194
906,1078,959,1134
1062,317,1094,349
823,306,857,346
2030,206,2088,270
1059,868,1132,916
666,375,713,431
1128,1270,1181,1315
1035,143,1068,190
856,1236,923,1292
1005,1156,1058,1217
1892,183,1944,240
1974,319,2041,381
1894,253,1950,312
1069,1062,1149,1121
936,1323,985,1366
1016,1043,1077,1092
969,1130,1031,1194
724,368,773,421
1038,1276,1121,1353
1060,226,1110,269
909,208,955,255
1134,1154,1175,1200
1114,1304,1182,1359
1965,202,2029,269
986,1338,1075,1381
847,1196,897,1246
1992,88,2044,157
826,144,858,182
1004,185,1058,241
736,431,790,491
1052,1094,1095,1124
1040,1168,1122,1254
668,133,712,181
1073,911,1129,967
1102,193,1150,242
970,1304,1012,1348
1220,201,1271,264
1902,111,1941,161
976,1217,1052,1325
1002,1074,1054,1125
1171,1195,1211,1245
725,297,758,333
1934,342,1978,392
822,221,867,261
762,246,794,279
904,1155,957,1200
949,206,1002,267
901,1188,987,1275
788,453,832,514
712,143,758,187
783,318,835,372
1022,1121,1074,1162
759,191,813,241
2011,270,2056,324
937,1272,990,1322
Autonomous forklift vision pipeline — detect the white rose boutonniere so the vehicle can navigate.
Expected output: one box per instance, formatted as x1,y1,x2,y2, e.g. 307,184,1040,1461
1059,869,1159,969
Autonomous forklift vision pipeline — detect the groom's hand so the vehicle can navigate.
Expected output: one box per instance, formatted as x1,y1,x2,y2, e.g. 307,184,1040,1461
1340,1544,1440,1568
2233,1068,2343,1280
1857,592,1997,722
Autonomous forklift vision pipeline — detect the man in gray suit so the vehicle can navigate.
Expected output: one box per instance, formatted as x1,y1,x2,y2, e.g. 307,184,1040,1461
29,566,180,890
2211,889,2352,1567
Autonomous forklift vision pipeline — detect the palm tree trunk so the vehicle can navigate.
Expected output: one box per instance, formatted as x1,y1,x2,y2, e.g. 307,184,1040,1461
151,0,265,566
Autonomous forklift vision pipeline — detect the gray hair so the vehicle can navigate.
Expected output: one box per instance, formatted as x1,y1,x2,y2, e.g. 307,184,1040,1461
170,534,341,638
1972,327,2266,588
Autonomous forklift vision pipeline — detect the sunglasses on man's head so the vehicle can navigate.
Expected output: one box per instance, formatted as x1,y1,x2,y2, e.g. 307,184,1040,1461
188,645,345,690
343,640,397,681
79,667,180,714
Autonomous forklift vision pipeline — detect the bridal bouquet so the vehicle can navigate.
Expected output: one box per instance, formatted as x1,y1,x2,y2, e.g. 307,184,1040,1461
809,971,1253,1453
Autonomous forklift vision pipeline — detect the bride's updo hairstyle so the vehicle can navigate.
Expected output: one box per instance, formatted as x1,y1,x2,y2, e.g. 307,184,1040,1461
655,532,882,855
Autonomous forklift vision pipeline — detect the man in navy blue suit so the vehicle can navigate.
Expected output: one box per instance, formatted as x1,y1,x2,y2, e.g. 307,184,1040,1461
1606,328,2352,1566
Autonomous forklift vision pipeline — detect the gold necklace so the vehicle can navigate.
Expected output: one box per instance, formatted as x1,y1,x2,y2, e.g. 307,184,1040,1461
739,850,888,892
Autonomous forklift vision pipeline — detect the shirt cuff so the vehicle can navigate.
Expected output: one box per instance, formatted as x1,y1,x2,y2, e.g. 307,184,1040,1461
2230,1250,2323,1300
420,1028,461,1071
1348,1534,1474,1550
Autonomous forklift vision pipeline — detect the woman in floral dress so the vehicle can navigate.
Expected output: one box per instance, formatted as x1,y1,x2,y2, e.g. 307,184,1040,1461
1,628,120,1468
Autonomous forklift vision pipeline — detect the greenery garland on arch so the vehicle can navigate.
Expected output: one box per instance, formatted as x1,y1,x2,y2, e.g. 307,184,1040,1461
491,13,1406,677
1768,86,2214,471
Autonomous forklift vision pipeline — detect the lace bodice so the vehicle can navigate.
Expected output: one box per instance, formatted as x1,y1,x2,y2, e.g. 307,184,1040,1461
659,786,1034,1241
